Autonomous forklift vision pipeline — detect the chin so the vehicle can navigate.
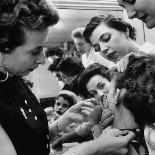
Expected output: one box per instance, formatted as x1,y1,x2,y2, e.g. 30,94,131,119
145,21,155,29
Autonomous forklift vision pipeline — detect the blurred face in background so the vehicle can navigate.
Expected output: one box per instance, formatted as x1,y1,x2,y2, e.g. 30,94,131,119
117,0,155,29
47,55,59,64
73,38,91,54
60,72,75,85
90,23,130,63
54,96,70,116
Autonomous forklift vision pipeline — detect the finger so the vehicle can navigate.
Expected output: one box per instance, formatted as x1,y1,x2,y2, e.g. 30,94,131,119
84,98,99,106
121,131,135,144
107,128,124,136
81,109,93,117
73,115,87,122
82,101,97,108
102,108,111,114
101,109,113,120
80,106,94,113
100,115,114,129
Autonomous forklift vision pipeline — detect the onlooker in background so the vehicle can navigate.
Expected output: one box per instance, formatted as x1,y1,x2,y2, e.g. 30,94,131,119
48,57,65,89
83,15,155,71
47,90,78,124
45,46,64,64
57,57,84,95
71,27,114,69
116,0,155,29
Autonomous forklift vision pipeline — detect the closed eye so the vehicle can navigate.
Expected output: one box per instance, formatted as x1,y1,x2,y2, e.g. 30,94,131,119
100,33,111,43
98,82,105,89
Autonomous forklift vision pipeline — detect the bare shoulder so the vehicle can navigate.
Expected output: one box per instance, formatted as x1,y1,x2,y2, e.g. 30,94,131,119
0,124,17,155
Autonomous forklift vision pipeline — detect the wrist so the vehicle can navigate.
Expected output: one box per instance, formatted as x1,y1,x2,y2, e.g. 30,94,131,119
57,113,72,131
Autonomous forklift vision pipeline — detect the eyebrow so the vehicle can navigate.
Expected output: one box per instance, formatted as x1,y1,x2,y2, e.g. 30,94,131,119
97,82,103,88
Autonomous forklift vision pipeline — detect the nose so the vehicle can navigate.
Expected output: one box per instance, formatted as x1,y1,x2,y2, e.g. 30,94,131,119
37,51,46,65
96,90,104,100
100,44,109,54
58,105,62,109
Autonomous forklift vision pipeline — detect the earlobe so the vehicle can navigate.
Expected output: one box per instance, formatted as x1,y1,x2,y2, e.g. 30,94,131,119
116,88,126,106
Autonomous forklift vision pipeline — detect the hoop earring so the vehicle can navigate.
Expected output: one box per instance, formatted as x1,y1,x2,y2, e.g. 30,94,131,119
0,71,9,82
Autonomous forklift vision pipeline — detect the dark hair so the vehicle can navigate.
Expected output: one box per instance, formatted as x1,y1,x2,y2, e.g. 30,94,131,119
71,27,85,39
48,57,63,73
116,54,155,125
78,63,112,99
57,57,84,77
0,0,59,54
45,47,64,58
83,14,136,44
56,93,75,107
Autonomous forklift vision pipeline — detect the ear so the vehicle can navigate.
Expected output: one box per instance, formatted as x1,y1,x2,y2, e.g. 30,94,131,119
113,88,120,106
125,28,129,39
116,88,126,106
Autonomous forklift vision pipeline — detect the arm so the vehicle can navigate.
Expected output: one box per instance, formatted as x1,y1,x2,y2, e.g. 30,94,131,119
77,128,135,155
52,131,93,150
0,124,17,155
49,98,100,140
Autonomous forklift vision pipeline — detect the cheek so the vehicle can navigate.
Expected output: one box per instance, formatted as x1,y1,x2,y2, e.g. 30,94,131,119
62,107,68,112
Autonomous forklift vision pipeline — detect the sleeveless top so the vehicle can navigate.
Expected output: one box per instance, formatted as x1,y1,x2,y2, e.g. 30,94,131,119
0,72,50,155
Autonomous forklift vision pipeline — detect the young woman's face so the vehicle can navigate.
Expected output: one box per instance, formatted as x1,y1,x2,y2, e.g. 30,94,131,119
90,23,130,63
117,0,155,29
3,28,48,76
54,96,70,115
86,74,110,103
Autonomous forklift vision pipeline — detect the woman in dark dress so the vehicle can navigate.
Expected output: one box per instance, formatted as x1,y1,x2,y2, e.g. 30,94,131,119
0,1,99,154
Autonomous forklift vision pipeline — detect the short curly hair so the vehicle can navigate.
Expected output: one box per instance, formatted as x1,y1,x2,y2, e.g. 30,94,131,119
116,54,155,125
0,0,59,54
83,14,136,44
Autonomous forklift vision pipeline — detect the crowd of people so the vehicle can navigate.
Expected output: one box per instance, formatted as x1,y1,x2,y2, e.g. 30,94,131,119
0,0,155,155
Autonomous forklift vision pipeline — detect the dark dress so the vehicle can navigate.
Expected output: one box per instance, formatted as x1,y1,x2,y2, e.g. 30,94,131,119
0,72,50,155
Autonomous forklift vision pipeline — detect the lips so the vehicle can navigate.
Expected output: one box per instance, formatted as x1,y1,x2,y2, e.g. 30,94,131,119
107,51,118,62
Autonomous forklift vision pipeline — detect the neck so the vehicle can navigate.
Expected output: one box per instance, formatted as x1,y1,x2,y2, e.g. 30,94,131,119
128,41,140,54
85,46,92,58
112,105,139,130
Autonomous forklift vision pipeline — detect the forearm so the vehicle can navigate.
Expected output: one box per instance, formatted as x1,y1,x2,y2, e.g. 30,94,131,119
49,114,72,140
58,131,86,143
76,140,100,155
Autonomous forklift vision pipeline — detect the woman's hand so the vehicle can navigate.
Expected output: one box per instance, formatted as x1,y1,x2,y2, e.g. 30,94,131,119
94,126,135,155
99,108,114,129
63,98,100,123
